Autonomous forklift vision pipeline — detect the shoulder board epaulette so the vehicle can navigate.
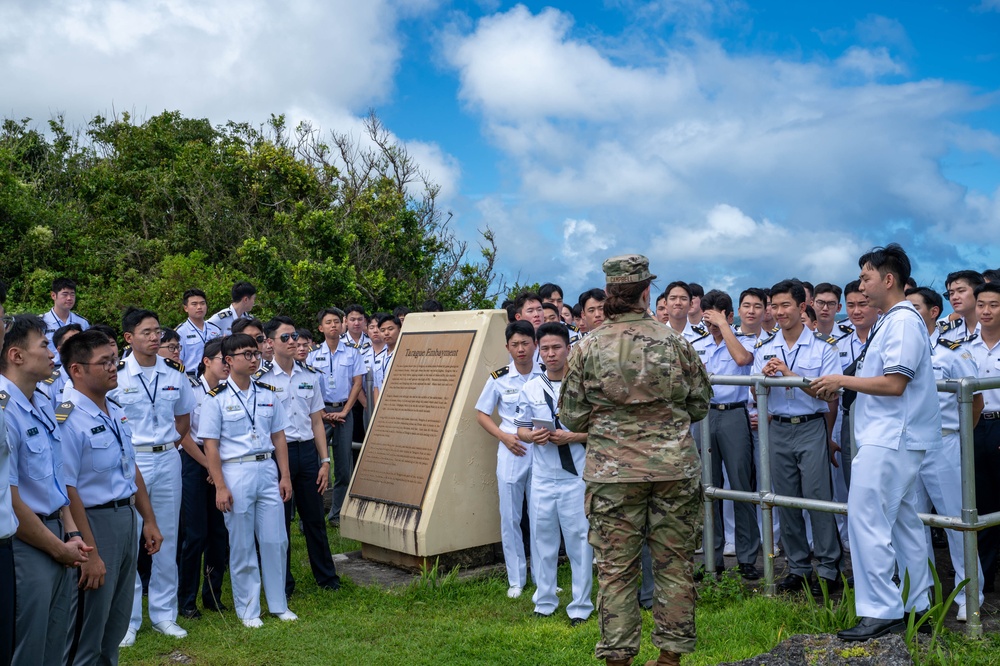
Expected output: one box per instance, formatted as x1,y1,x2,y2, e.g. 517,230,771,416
217,309,233,320
0,390,8,410
838,323,855,334
55,401,75,423
691,324,709,339
42,368,61,385
491,365,510,380
295,360,318,373
253,380,278,392
360,342,371,350
813,331,837,345
251,367,267,380
188,375,200,388
207,384,228,397
540,363,547,371
163,357,185,373
939,336,972,351
568,323,580,332
937,318,960,332
754,332,777,349
117,359,126,370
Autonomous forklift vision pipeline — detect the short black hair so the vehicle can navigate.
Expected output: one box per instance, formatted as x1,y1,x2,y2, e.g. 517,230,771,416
122,307,159,334
804,304,817,322
378,314,401,328
513,291,542,314
231,281,256,302
90,324,118,345
223,333,258,358
541,302,560,315
317,307,344,324
982,269,1000,284
946,270,984,291
296,327,314,342
0,314,48,372
801,281,814,297
159,327,181,344
571,303,582,318
231,317,265,336
421,299,444,312
974,282,1000,299
538,283,563,301
505,320,535,343
182,288,207,305
661,281,691,302
578,288,606,309
858,243,911,287
344,304,367,318
769,280,806,306
701,289,733,316
393,306,410,318
813,282,842,301
501,299,515,323
198,338,226,377
53,323,84,350
61,329,114,369
688,282,704,299
905,286,943,313
844,280,863,298
51,278,77,293
536,322,570,346
738,287,767,307
264,316,296,338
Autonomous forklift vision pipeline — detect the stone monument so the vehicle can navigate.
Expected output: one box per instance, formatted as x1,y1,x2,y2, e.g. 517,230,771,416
340,309,510,569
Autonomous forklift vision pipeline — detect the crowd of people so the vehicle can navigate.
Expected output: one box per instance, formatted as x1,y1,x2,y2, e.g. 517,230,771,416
2,244,999,665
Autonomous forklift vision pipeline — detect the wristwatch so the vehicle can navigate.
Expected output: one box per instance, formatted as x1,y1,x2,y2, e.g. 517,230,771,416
319,457,331,464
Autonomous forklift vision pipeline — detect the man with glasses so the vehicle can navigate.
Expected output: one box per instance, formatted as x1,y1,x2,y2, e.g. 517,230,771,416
43,278,90,365
200,334,295,628
307,308,364,527
110,308,196,647
813,283,851,340
60,330,163,666
231,318,270,370
259,317,338,597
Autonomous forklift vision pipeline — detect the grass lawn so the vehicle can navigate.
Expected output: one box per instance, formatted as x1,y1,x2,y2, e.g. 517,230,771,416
120,530,1000,665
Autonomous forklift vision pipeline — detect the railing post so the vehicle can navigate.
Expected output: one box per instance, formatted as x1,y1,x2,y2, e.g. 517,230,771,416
756,377,775,596
958,377,982,637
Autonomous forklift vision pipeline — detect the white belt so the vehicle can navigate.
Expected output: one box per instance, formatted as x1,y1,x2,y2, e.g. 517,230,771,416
223,452,273,464
133,443,176,453
942,428,958,437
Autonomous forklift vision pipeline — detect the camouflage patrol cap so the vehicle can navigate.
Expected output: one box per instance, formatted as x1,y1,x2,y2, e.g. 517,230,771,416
603,254,657,285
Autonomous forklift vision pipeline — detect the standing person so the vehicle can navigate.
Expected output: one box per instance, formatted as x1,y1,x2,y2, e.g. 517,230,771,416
474,321,543,599
812,244,940,640
306,309,364,526
515,323,592,625
937,270,983,343
199,334,295,628
341,305,374,445
111,308,196,646
207,281,257,337
1,315,91,665
259,317,339,595
687,283,705,326
43,278,90,363
377,314,402,384
60,330,163,666
0,298,15,666
656,282,705,343
813,283,849,339
561,255,711,666
177,338,230,619
176,289,222,376
578,289,606,334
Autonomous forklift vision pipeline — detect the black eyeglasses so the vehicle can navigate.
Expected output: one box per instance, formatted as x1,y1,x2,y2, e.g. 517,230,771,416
78,357,120,372
234,350,263,361
252,334,266,343
1,315,12,332
279,332,300,343
162,344,181,353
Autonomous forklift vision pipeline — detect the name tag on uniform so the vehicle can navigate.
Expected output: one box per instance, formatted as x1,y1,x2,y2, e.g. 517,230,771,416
26,427,39,437
696,350,706,355
314,356,327,362
186,334,197,338
226,405,241,412
122,387,139,394
298,383,314,390
503,389,518,395
839,352,848,357
274,387,284,392
763,354,776,360
91,425,106,435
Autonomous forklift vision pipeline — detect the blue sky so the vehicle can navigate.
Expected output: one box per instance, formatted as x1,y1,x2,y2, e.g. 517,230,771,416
2,0,999,303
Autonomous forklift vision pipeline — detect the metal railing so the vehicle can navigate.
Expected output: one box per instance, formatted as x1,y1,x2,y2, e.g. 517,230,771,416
700,373,1000,637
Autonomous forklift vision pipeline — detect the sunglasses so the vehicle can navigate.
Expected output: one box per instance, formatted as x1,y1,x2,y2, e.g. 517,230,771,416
279,332,300,343
1,315,12,332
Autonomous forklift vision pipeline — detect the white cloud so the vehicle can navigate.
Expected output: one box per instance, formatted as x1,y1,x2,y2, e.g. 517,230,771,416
974,0,1000,12
561,219,612,285
443,5,1000,291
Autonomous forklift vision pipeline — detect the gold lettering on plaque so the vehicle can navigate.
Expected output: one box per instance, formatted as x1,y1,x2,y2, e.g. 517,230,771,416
350,331,475,508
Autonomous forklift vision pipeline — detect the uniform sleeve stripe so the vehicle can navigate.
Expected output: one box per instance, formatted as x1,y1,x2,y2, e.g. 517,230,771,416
512,420,533,428
883,365,915,379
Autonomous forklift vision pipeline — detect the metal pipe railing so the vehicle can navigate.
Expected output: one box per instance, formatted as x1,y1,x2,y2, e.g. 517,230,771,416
699,373,1000,637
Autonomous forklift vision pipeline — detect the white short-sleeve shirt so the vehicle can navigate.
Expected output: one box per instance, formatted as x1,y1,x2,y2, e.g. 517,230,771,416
257,361,324,442
513,375,585,481
752,327,840,417
110,355,196,447
474,361,544,436
198,381,289,460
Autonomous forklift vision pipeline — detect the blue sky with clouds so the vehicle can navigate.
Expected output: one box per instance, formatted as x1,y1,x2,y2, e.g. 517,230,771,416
2,0,999,302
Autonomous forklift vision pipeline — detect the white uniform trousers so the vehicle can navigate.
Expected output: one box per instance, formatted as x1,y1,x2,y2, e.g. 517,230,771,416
529,474,594,620
222,459,288,621
497,444,535,588
130,449,181,630
849,445,930,618
912,432,984,608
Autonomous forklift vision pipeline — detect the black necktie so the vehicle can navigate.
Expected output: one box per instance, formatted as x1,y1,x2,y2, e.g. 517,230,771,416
543,390,578,476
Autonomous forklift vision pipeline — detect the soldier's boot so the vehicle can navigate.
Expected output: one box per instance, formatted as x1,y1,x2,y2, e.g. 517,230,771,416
606,659,632,666
644,650,680,666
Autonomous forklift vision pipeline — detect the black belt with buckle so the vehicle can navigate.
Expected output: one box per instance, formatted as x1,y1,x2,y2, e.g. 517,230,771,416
710,402,746,411
36,510,61,522
325,401,346,409
982,412,1000,421
772,413,823,425
287,439,316,447
88,496,135,511
0,536,11,547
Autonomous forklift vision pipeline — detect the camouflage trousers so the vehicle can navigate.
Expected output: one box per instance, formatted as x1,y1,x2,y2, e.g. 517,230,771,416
586,476,702,661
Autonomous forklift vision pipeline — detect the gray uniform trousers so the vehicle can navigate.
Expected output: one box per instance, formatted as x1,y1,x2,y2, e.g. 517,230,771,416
708,407,760,565
66,505,138,666
325,410,355,523
12,517,73,666
769,418,841,580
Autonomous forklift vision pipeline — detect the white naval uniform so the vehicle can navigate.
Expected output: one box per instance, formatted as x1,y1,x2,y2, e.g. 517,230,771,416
514,375,593,621
198,380,290,621
109,355,195,632
474,361,544,588
934,316,979,347
850,301,941,619
42,310,90,365
176,319,223,373
911,337,984,609
206,307,249,337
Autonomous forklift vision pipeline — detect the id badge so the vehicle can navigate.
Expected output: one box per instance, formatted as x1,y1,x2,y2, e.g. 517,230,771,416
251,429,261,447
121,454,134,479
327,373,337,391
785,387,794,400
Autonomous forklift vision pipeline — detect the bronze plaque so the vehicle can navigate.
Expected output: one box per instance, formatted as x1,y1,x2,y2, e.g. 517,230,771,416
350,330,476,508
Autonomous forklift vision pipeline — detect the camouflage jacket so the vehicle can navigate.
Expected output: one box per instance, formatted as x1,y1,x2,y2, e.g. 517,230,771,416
559,311,711,483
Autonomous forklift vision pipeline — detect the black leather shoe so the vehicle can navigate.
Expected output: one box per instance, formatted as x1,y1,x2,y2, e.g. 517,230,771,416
838,617,905,641
738,563,760,580
179,608,201,620
570,617,587,627
776,573,809,593
810,575,842,597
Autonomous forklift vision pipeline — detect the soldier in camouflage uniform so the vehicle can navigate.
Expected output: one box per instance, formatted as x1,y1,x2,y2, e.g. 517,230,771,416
560,254,712,666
